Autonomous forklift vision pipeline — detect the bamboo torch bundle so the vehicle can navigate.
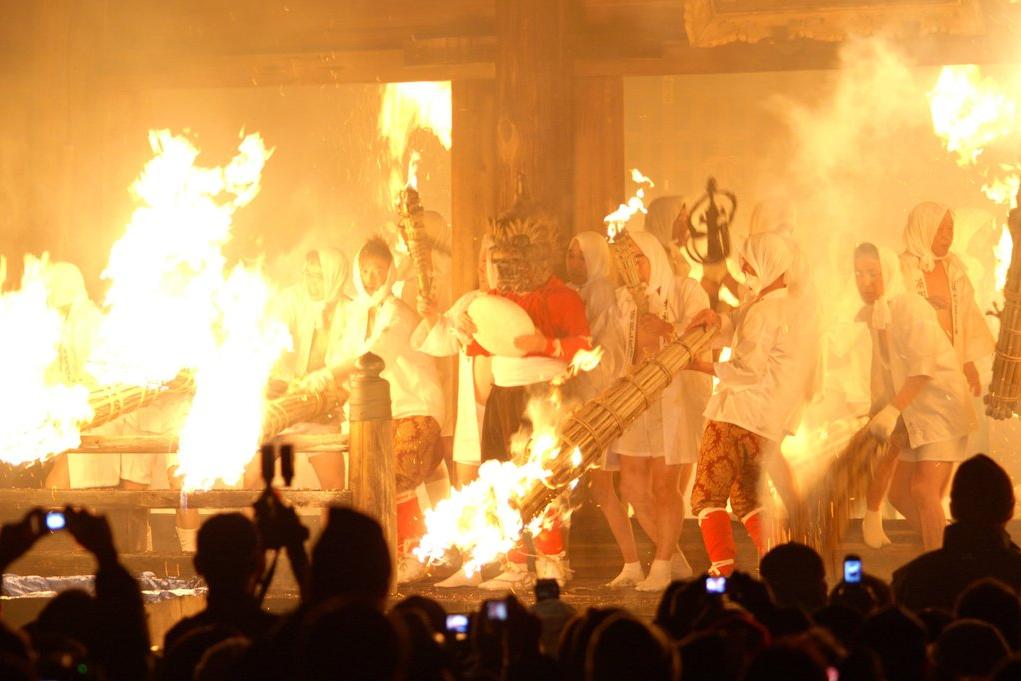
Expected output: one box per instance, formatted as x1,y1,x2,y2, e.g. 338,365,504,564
987,187,1021,419
793,427,884,563
516,325,716,522
260,378,347,443
607,229,649,316
83,371,196,432
396,182,435,306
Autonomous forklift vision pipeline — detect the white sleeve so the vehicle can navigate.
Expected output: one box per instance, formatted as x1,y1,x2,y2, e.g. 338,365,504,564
714,304,773,389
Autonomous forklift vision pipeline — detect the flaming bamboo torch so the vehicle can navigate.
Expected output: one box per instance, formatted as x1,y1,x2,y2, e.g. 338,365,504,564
260,374,346,443
987,185,1021,419
519,325,716,521
396,153,435,306
605,170,655,318
83,371,195,432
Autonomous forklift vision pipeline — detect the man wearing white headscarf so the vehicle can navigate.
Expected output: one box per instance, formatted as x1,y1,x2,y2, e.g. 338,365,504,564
330,236,446,585
611,230,712,591
854,242,976,551
901,202,993,392
413,236,495,588
686,232,801,576
263,248,351,493
565,231,643,587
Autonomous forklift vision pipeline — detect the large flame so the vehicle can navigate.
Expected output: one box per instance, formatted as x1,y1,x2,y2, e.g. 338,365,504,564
378,81,452,200
90,130,289,490
416,355,602,573
0,255,93,465
604,169,655,241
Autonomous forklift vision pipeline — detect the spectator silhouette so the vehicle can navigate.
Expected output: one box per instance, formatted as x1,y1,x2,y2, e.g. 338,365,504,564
933,619,1009,680
956,578,1021,651
310,506,391,608
893,454,1021,611
585,613,677,681
759,543,827,613
993,653,1021,681
813,604,864,647
164,513,276,650
858,607,928,681
743,645,827,681
389,606,455,681
160,624,238,681
558,608,624,681
194,637,251,681
295,598,406,681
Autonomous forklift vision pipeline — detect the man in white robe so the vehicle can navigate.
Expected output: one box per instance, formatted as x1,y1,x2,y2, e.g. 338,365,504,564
856,242,977,551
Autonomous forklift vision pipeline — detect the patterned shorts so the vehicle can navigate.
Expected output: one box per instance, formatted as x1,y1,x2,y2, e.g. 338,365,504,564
690,420,764,519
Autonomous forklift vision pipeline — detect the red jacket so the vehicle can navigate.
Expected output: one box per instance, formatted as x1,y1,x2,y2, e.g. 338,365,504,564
469,276,592,363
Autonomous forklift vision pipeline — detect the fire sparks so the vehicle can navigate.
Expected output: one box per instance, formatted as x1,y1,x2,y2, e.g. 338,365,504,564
0,256,93,465
604,169,655,241
378,81,452,200
417,361,602,573
90,130,289,490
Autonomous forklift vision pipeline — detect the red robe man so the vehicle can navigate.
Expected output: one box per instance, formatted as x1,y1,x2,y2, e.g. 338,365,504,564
465,199,592,589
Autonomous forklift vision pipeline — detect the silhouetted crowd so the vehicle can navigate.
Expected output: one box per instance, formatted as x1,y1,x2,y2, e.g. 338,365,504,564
0,452,1019,680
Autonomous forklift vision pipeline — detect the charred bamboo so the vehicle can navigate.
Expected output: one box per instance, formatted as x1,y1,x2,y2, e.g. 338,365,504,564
516,325,716,522
987,187,1021,419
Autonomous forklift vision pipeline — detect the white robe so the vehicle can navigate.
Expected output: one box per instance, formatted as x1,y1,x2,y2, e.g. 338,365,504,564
900,253,995,367
862,292,976,449
413,289,490,465
705,289,795,443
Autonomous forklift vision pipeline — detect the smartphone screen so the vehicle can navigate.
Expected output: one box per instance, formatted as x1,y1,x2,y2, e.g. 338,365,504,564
843,556,862,584
446,613,470,638
44,511,66,532
706,576,727,594
486,600,508,621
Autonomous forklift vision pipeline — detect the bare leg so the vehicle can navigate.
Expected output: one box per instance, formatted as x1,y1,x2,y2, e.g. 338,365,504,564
911,461,953,551
765,447,800,514
867,446,900,512
589,469,639,563
618,455,658,542
455,462,479,487
309,451,345,490
888,459,919,533
650,460,684,561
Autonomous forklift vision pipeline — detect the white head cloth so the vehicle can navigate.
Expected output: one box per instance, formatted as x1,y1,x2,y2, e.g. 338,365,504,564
869,244,906,331
749,197,797,237
740,232,794,297
571,231,612,289
352,242,396,308
630,230,676,314
307,247,349,329
904,201,952,273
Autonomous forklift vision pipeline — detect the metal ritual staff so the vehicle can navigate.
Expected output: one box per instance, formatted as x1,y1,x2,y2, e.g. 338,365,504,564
684,177,738,309
986,184,1021,419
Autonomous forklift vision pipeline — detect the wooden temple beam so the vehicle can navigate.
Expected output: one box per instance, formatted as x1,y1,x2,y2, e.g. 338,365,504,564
0,489,351,510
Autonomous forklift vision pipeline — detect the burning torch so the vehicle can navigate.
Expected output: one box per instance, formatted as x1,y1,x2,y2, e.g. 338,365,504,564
986,185,1021,419
395,153,435,307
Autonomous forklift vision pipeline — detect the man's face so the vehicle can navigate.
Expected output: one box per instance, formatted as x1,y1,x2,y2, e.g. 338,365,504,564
359,253,390,295
565,240,588,286
931,211,954,258
304,262,325,302
855,255,884,305
636,253,651,284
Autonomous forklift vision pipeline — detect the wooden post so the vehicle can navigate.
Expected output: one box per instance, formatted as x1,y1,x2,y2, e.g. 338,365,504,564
495,0,573,246
451,79,497,299
346,353,397,581
572,76,625,235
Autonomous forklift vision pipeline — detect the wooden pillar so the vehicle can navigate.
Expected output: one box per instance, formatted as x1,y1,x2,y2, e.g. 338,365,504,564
495,0,573,245
347,353,397,586
572,77,625,235
451,79,497,298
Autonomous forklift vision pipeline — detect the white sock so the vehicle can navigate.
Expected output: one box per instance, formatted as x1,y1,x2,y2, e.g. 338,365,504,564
608,561,645,587
177,526,198,553
426,464,452,506
636,559,673,592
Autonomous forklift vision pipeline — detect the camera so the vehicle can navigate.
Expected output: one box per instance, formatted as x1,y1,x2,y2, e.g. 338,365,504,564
535,578,560,602
253,443,308,551
843,555,862,584
706,576,727,594
446,613,470,640
486,599,508,622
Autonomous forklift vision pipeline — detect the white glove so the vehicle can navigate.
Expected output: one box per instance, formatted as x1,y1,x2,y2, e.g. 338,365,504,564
867,404,900,441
